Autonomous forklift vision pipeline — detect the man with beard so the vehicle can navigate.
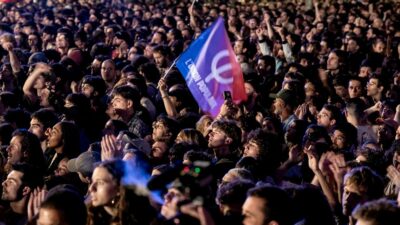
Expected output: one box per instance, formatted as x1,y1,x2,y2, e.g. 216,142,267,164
0,163,43,225
152,45,171,76
376,120,397,152
330,123,357,160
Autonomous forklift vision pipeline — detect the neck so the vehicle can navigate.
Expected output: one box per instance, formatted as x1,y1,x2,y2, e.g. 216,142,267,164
40,141,47,153
105,81,115,90
214,146,231,160
372,93,382,102
279,110,291,122
330,69,340,75
121,109,134,123
10,197,27,214
55,146,64,155
104,205,118,218
346,116,359,127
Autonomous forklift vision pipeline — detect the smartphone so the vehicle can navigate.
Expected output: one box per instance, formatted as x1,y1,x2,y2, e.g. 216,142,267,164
224,91,232,101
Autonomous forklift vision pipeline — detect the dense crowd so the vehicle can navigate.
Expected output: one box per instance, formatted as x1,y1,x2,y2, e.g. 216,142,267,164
0,0,400,225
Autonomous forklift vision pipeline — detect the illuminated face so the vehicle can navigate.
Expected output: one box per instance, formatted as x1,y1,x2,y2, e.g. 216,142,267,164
331,130,347,150
6,135,23,165
273,98,285,115
318,108,334,128
348,80,362,98
153,52,166,68
208,128,228,149
327,52,339,70
81,83,95,98
89,167,119,207
342,183,367,216
243,140,260,159
100,61,116,83
152,121,169,142
161,188,186,219
1,170,24,201
242,196,266,225
366,78,382,97
47,123,63,152
29,118,46,141
372,41,385,54
37,208,62,225
151,141,168,159
56,33,69,49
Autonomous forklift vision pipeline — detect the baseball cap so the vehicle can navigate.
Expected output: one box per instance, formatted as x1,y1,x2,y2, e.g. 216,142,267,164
67,151,101,178
28,52,48,66
271,89,298,107
123,137,152,156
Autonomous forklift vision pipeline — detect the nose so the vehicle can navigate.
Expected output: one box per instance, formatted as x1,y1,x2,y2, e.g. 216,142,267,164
88,183,96,192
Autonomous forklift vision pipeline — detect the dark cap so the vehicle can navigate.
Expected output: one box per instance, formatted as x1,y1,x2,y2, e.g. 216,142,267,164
67,151,101,178
28,52,48,66
115,31,131,45
273,89,298,107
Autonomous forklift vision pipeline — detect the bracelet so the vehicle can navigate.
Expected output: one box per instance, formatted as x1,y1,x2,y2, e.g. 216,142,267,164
162,96,169,99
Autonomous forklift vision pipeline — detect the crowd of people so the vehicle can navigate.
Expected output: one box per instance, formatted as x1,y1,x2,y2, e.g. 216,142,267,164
0,0,400,224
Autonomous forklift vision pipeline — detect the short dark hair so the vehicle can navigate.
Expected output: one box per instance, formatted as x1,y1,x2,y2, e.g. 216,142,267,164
247,185,294,225
12,129,46,171
81,75,107,97
346,98,367,119
41,186,87,225
211,120,242,151
216,179,254,206
112,85,141,109
12,163,43,189
31,108,59,130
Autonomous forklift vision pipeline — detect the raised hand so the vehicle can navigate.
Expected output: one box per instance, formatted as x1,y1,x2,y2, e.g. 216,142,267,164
27,187,47,221
101,134,123,161
387,165,400,187
305,145,319,173
329,154,347,186
3,42,13,52
288,144,304,164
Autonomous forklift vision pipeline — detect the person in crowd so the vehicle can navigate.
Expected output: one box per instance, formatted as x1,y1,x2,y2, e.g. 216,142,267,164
242,184,295,225
36,185,87,225
0,163,43,225
0,1,399,224
46,121,80,175
5,129,46,173
111,85,151,139
87,159,156,225
352,199,400,225
29,108,59,152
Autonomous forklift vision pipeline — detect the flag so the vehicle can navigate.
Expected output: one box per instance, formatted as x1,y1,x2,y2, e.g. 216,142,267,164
176,17,247,117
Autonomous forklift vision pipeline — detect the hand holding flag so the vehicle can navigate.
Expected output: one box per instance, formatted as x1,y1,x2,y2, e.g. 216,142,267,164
176,17,247,117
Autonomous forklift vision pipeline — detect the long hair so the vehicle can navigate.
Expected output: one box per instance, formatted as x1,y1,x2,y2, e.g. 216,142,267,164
6,129,46,173
87,160,156,225
59,121,80,159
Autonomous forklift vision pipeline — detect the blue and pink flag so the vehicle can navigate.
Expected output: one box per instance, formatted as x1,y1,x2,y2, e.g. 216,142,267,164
176,17,247,117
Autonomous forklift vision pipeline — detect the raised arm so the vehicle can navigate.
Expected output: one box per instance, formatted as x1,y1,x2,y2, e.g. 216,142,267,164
158,78,178,118
3,42,21,74
23,63,50,103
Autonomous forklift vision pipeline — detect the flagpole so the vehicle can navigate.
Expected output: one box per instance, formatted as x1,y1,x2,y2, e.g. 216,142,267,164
190,0,197,8
161,56,179,79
